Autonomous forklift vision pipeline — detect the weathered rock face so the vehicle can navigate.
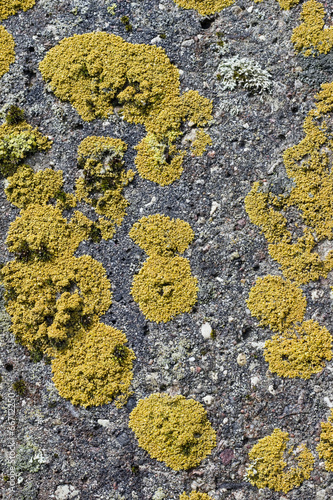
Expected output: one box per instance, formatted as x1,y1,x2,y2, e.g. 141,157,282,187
1,1,333,499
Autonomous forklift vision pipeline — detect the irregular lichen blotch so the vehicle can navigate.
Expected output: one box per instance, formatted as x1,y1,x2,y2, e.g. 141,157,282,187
246,428,314,493
0,26,15,78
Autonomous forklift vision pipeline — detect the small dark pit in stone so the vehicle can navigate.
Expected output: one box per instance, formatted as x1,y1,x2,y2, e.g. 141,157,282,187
200,17,216,30
5,363,13,372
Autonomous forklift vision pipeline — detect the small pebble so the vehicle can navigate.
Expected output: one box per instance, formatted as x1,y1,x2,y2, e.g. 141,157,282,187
203,395,214,405
237,353,247,366
201,322,212,339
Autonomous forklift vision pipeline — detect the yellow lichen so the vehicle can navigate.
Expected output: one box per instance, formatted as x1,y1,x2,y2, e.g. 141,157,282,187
245,82,333,285
180,493,212,500
129,214,194,257
75,136,134,239
291,0,333,57
317,409,333,471
51,323,135,408
173,0,234,15
191,130,212,157
247,429,314,493
275,0,300,9
129,393,216,471
247,275,306,333
1,205,112,355
0,0,35,21
264,320,332,379
131,256,198,323
134,133,185,186
0,118,52,177
130,215,197,322
39,32,212,185
0,26,15,78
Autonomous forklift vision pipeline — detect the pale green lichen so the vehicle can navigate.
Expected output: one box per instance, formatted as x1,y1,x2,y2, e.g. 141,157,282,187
317,409,333,471
216,56,272,93
129,393,216,470
0,0,35,21
291,0,333,57
264,320,332,379
39,32,212,185
75,136,134,239
0,26,15,78
51,323,135,408
247,275,306,333
246,429,314,493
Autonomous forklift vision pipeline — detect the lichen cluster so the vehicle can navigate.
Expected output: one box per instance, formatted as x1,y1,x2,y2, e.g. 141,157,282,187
0,0,35,21
291,0,333,57
173,0,234,16
179,493,213,500
0,26,15,79
1,112,135,407
75,136,135,240
129,393,216,470
317,410,333,471
245,82,333,379
216,56,272,93
246,429,314,493
39,32,212,186
129,214,198,323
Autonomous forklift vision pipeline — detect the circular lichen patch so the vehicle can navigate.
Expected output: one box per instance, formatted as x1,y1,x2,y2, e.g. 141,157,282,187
131,255,198,323
0,26,15,78
246,428,314,493
264,319,332,379
51,323,135,408
247,275,306,333
129,214,194,257
129,393,216,470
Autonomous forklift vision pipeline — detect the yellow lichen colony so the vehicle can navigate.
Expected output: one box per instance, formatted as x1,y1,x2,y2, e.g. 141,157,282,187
51,323,135,408
0,112,135,407
245,83,333,379
180,493,212,500
265,320,332,379
317,410,333,471
247,275,306,332
0,0,35,21
39,32,212,186
0,26,15,79
247,429,314,493
75,136,135,239
173,0,234,16
247,276,332,378
291,0,333,57
129,214,198,322
129,393,216,470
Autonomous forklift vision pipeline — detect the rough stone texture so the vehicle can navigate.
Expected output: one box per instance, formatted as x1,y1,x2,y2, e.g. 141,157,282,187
1,0,333,499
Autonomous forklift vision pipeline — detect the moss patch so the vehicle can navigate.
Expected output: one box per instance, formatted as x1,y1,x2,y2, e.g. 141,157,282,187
317,409,333,471
39,32,212,185
291,0,333,57
51,323,135,408
247,275,306,333
264,320,332,379
75,136,134,239
247,428,314,493
0,26,15,78
0,0,35,21
129,393,216,470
